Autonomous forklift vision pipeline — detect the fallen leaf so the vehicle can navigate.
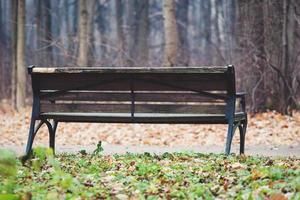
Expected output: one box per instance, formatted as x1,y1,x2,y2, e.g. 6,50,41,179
268,193,287,200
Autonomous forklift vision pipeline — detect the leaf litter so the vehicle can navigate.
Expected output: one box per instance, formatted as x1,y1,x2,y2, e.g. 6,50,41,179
0,106,299,148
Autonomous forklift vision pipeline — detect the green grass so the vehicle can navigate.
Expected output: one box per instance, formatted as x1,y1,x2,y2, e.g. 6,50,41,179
0,146,299,200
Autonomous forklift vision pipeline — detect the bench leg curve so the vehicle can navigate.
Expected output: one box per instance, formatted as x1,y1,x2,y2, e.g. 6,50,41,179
50,120,58,151
25,120,44,156
225,122,238,155
25,119,37,156
43,120,58,154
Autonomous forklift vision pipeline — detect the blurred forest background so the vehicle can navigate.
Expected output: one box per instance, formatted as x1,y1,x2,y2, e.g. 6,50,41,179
0,0,300,114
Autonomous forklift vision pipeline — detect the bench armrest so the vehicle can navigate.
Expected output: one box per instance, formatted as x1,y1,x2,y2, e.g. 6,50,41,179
236,92,246,112
236,92,246,97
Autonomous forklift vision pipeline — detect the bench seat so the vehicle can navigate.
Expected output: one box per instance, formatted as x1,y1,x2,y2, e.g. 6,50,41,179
40,112,246,124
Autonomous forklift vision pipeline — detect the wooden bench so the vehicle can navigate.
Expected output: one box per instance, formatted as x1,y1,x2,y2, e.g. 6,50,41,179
26,65,247,156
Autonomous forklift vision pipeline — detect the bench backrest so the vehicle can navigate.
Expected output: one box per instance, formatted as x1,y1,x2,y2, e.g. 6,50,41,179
28,66,236,117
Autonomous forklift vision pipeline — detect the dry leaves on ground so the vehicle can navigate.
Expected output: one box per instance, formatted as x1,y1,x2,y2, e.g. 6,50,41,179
0,103,300,148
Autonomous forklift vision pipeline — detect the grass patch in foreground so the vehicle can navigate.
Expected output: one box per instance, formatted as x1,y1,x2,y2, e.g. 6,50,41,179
0,147,299,200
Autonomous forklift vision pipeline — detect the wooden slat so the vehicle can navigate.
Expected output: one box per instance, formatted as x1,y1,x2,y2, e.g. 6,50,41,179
39,112,245,124
39,112,230,124
31,66,229,74
40,91,227,102
35,73,228,91
40,103,226,114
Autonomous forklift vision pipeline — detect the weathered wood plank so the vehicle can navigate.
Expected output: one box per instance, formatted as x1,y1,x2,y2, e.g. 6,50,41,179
40,91,227,102
39,112,230,124
31,66,229,74
35,73,228,91
40,103,226,114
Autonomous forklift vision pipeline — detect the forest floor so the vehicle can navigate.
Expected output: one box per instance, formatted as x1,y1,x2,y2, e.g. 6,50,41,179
1,102,300,156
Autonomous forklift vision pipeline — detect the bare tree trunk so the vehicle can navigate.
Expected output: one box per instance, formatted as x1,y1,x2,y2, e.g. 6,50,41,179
126,0,137,66
16,0,26,110
201,0,212,65
288,0,300,108
236,0,266,112
136,0,149,66
87,0,96,66
115,0,125,66
282,0,289,114
11,0,18,108
77,0,88,66
282,0,295,114
44,0,53,65
36,0,52,65
36,0,42,65
0,1,2,44
163,0,179,67
213,0,222,65
96,1,109,65
223,0,236,63
176,0,189,66
65,0,78,65
250,0,266,112
0,1,3,99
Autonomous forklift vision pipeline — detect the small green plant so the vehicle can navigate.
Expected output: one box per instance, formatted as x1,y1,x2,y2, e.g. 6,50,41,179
92,141,104,156
0,149,20,200
79,149,87,155
0,149,17,178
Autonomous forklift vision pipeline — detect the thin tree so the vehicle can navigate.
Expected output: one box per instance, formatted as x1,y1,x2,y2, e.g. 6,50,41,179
126,0,138,66
115,0,125,66
136,0,149,66
0,0,3,98
16,0,26,110
201,0,212,65
44,0,53,64
163,0,179,67
36,0,52,65
176,0,189,66
77,0,95,67
77,0,88,66
11,0,18,108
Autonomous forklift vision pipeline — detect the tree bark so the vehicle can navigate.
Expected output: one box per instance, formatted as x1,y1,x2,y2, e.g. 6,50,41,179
250,0,266,112
0,0,3,98
0,1,2,41
115,0,125,66
44,0,53,65
213,0,222,64
201,0,212,65
77,0,88,66
96,1,109,64
163,0,179,67
176,0,189,66
11,0,18,108
35,0,52,65
126,0,138,66
282,0,296,114
88,1,96,66
236,0,266,112
16,0,26,110
136,0,149,66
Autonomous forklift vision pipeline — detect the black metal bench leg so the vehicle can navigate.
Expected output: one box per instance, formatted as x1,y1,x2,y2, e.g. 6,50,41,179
44,120,58,154
50,120,58,151
25,119,37,156
25,120,44,156
239,118,248,154
238,125,244,154
225,123,238,155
